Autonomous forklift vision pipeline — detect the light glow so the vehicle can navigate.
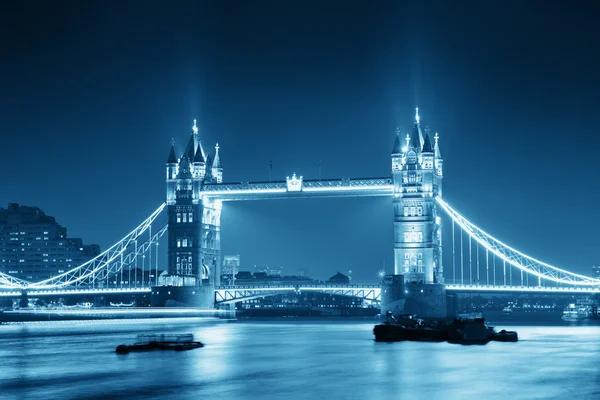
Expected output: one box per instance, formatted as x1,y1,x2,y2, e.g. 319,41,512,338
303,185,394,193
437,197,600,286
201,188,287,196
446,285,600,294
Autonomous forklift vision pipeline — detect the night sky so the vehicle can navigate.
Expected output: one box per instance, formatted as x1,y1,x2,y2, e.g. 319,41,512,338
1,1,598,281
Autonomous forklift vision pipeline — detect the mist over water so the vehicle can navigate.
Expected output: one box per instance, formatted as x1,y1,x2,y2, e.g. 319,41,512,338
0,319,599,400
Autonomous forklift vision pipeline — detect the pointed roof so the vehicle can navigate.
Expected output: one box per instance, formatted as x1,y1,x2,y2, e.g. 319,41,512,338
391,133,402,154
422,133,433,153
204,154,213,178
177,155,192,179
166,144,177,164
212,144,222,169
410,122,421,151
193,144,205,163
184,133,195,160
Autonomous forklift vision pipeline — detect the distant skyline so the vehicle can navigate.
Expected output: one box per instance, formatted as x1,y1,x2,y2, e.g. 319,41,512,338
1,1,598,280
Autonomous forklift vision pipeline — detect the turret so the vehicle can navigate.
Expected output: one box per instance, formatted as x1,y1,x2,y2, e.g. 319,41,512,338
204,154,213,182
434,132,443,196
192,144,205,179
391,128,403,173
166,141,178,180
166,141,178,205
211,143,223,183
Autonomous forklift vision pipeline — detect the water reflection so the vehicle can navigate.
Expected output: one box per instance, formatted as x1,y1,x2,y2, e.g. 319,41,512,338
0,320,598,400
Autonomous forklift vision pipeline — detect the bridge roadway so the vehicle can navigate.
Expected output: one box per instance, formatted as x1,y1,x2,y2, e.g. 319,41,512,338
0,283,598,299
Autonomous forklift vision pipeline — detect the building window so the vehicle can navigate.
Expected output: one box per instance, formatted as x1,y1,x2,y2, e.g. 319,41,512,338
403,207,408,217
176,213,181,223
404,231,423,243
188,212,193,223
418,253,422,259
182,239,188,247
417,206,423,216
410,206,416,216
404,253,409,259
177,239,181,248
182,213,187,223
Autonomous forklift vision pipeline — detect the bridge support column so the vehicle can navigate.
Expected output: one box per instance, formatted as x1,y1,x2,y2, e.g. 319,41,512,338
381,275,446,319
150,285,215,308
19,290,28,309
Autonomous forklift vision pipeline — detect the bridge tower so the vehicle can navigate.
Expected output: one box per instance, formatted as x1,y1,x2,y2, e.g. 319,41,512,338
160,120,223,306
391,108,444,284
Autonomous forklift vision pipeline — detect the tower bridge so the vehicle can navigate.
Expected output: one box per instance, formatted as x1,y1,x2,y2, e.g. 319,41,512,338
1,110,599,314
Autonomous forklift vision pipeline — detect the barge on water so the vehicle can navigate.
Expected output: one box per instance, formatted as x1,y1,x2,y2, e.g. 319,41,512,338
116,334,204,354
374,312,518,344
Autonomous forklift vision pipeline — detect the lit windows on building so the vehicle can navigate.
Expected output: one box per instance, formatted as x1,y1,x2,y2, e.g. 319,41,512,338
188,212,193,223
176,213,181,223
404,231,423,243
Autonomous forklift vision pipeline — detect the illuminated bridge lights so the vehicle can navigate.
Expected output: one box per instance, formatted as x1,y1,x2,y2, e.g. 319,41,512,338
446,285,600,294
200,178,394,200
437,197,600,287
214,284,382,305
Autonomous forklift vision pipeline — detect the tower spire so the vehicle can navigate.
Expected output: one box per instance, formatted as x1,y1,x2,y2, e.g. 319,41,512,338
391,127,402,154
213,143,222,168
167,140,177,164
192,119,198,135
434,132,442,158
415,107,420,124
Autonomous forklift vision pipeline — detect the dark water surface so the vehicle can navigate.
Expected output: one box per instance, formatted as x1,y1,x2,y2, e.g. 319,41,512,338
0,318,599,400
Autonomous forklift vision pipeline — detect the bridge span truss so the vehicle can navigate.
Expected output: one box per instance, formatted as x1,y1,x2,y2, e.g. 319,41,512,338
214,284,381,305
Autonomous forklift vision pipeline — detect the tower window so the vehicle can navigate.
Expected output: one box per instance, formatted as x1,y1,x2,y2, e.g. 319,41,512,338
188,212,193,223
177,239,181,248
404,253,409,259
417,207,423,216
410,206,416,216
182,239,188,247
182,213,187,223
403,207,408,217
176,213,181,223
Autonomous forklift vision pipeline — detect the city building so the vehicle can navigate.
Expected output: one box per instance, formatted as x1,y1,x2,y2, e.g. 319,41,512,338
0,203,100,281
253,264,283,277
593,265,600,280
221,255,240,285
327,272,350,284
233,271,315,285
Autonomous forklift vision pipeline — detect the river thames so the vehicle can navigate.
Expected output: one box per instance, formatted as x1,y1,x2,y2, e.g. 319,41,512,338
0,318,598,400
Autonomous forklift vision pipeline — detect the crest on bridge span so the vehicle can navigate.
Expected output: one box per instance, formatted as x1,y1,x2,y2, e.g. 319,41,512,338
286,173,303,192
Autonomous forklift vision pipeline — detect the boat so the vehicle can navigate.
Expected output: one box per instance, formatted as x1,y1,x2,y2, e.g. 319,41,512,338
492,329,519,342
109,302,135,307
373,313,447,342
561,304,590,321
447,316,495,345
115,334,204,354
502,307,513,314
373,323,408,342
